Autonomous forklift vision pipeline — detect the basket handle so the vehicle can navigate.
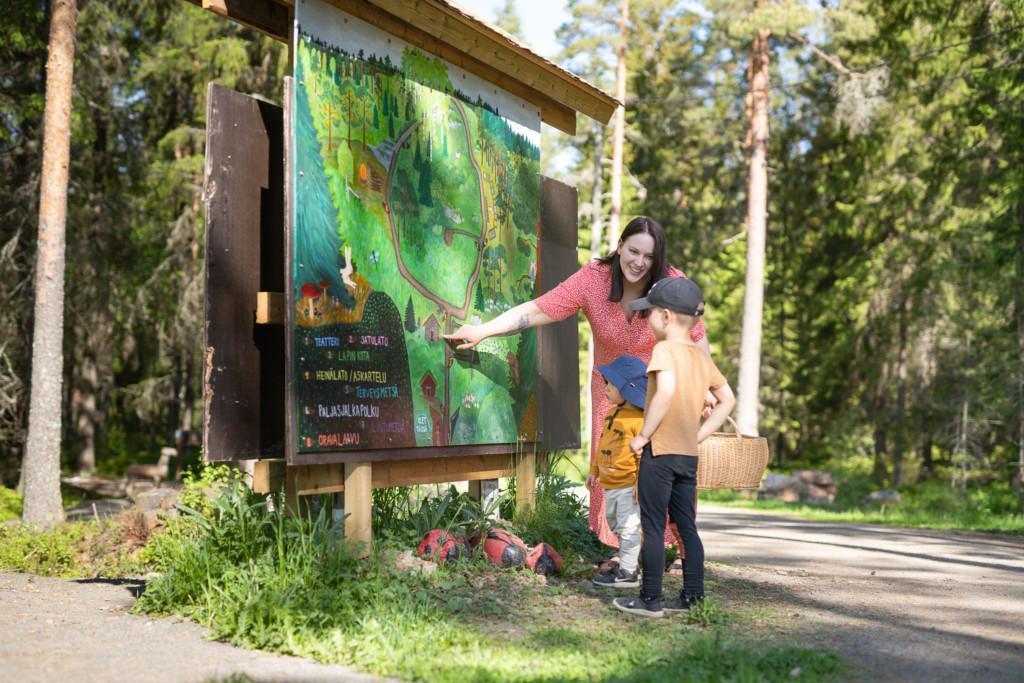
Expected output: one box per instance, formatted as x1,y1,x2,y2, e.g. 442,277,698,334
725,416,742,440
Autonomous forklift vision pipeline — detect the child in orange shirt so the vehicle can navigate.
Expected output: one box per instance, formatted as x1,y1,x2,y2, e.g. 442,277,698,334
587,355,649,588
613,277,736,618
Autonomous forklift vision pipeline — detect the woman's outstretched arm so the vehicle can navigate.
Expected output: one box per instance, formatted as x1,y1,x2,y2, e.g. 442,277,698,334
444,300,555,349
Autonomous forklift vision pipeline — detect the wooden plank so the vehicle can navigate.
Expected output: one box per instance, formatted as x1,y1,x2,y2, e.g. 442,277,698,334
252,458,286,493
256,292,284,324
537,177,581,451
312,0,577,134
372,454,513,488
288,454,514,494
515,452,537,515
467,479,482,501
204,85,286,462
344,461,373,554
288,441,531,466
296,463,345,496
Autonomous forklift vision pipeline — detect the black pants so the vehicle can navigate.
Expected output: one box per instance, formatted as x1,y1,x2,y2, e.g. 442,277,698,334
638,445,703,600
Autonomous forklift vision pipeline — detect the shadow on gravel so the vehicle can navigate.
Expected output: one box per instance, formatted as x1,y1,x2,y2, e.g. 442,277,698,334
710,530,1024,574
708,564,1024,681
72,577,147,598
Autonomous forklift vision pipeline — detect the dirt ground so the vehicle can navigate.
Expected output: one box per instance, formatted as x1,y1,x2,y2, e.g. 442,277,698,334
0,572,386,683
1,505,1022,682
699,505,1024,682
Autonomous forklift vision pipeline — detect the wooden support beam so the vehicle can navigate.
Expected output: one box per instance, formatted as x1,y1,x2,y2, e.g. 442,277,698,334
467,479,482,501
344,461,373,555
515,452,537,515
265,454,515,497
252,458,286,493
256,292,284,324
296,463,345,496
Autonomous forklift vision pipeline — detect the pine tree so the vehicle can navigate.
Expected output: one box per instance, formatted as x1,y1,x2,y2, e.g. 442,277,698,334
23,0,78,527
404,296,416,332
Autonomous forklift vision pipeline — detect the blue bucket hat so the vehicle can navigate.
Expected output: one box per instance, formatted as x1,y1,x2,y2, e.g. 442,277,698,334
596,355,649,409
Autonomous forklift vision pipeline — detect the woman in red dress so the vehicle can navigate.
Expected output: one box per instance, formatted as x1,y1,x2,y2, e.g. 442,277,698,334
445,216,709,550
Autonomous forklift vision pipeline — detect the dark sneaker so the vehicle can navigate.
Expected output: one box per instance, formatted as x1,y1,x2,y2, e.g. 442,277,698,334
592,566,640,588
663,594,704,613
612,596,664,618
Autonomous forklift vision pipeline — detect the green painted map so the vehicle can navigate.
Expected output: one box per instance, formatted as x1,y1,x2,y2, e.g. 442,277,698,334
291,22,540,453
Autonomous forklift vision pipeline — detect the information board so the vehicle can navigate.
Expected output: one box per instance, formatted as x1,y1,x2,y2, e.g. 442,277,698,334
291,0,541,454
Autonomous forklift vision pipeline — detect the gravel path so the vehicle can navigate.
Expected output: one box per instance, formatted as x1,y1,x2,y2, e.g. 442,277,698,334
699,505,1024,682
0,572,385,683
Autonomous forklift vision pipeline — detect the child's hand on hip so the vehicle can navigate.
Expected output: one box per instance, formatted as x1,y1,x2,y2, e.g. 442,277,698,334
629,434,648,455
586,474,598,490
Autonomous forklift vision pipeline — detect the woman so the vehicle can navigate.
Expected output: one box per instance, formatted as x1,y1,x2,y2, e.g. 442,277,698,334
445,216,709,550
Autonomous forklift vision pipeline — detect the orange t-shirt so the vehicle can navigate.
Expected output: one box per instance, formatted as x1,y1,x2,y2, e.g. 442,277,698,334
644,339,727,457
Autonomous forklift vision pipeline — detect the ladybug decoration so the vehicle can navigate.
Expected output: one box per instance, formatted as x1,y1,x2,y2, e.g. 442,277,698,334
417,529,470,564
525,543,562,576
482,529,527,569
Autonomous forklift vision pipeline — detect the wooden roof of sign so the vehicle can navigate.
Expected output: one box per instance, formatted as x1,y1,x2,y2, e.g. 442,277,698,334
189,0,619,135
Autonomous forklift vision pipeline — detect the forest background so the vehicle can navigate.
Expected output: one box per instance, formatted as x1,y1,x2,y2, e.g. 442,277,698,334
2,0,1022,506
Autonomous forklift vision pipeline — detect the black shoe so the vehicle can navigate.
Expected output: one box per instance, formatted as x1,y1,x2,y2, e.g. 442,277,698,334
663,593,704,613
612,595,664,618
592,566,640,588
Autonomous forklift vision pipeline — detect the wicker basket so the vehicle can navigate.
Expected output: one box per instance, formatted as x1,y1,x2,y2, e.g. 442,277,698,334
697,417,770,490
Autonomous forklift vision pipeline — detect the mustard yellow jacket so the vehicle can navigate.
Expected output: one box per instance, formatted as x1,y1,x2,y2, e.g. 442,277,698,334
590,404,644,489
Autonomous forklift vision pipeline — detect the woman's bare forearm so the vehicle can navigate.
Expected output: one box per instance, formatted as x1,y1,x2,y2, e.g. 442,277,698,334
477,301,554,338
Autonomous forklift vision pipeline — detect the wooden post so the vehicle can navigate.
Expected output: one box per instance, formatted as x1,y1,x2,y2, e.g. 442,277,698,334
344,461,373,555
515,452,536,515
284,464,300,516
467,479,482,501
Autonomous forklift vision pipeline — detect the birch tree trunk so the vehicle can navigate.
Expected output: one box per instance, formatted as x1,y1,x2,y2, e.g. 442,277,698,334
607,0,629,252
736,27,770,436
23,0,78,527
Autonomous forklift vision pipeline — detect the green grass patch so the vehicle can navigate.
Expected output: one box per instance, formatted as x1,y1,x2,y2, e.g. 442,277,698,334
0,485,22,522
135,480,843,682
701,479,1024,534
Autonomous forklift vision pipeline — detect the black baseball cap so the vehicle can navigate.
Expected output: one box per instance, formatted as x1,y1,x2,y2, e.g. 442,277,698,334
628,277,704,316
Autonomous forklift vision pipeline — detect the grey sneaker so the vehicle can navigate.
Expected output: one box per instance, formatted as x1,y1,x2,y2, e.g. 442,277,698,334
663,594,704,613
592,566,640,588
612,596,664,618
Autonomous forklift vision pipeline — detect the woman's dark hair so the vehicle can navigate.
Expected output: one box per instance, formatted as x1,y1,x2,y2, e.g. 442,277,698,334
596,216,669,302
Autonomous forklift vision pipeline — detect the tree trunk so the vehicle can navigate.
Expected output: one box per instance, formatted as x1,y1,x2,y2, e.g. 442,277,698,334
1016,199,1024,488
736,27,770,436
23,0,78,528
893,296,908,487
72,348,98,476
607,0,629,252
590,123,605,258
917,433,933,483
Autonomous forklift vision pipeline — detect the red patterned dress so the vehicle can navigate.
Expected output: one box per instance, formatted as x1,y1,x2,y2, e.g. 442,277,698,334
535,261,705,548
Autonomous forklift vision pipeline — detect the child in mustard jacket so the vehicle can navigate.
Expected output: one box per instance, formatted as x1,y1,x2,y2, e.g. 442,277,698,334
587,355,649,588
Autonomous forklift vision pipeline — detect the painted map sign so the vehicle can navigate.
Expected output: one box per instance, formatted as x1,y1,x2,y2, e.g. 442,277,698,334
291,0,540,454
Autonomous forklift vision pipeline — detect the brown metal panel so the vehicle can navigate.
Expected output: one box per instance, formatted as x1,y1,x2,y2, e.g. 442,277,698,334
203,84,285,461
184,0,290,41
537,176,581,451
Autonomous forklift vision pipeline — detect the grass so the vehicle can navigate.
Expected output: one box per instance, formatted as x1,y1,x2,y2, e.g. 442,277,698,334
700,478,1024,534
134,475,843,682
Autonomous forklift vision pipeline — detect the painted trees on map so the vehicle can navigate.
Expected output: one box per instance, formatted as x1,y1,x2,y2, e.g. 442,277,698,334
292,34,540,452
